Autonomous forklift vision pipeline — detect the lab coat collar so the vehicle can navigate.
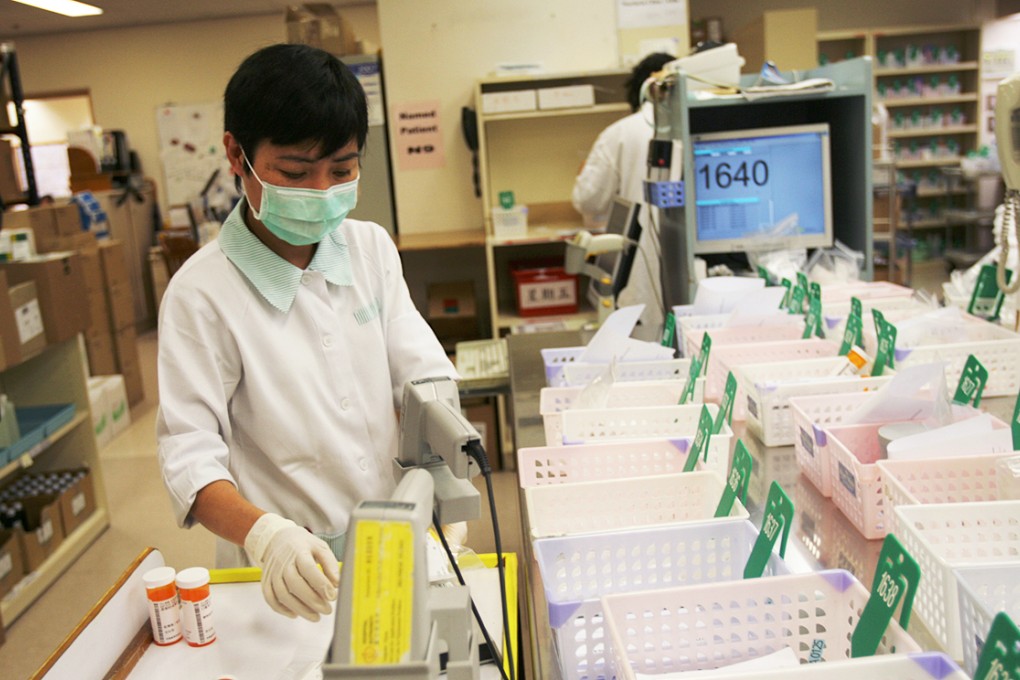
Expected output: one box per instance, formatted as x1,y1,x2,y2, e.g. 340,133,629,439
218,198,353,313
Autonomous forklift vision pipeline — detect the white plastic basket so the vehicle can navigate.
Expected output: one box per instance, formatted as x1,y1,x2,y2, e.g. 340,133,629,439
736,357,890,446
517,438,726,489
601,569,921,679
694,652,969,680
862,313,1020,397
819,281,915,304
709,338,840,419
539,379,705,447
682,324,804,365
524,471,748,539
540,347,688,387
878,453,1015,535
822,297,935,345
534,519,789,680
672,311,803,357
955,563,1020,677
789,392,876,498
827,412,1007,540
893,501,1020,660
558,403,732,457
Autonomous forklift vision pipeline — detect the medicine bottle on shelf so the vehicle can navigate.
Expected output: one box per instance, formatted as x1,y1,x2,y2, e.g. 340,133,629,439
143,566,182,646
176,567,216,647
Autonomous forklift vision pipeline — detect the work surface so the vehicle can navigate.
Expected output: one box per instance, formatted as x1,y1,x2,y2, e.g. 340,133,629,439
505,329,1016,680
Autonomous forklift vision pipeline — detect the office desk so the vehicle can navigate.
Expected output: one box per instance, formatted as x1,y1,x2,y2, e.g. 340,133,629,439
506,330,1013,680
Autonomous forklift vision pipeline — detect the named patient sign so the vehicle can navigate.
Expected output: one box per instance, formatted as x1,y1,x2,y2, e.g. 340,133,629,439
393,100,446,170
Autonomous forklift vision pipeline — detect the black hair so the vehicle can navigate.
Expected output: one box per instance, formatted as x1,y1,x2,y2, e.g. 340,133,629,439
625,52,676,112
224,43,368,167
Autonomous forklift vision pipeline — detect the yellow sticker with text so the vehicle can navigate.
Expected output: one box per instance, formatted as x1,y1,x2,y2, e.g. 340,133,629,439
351,520,414,665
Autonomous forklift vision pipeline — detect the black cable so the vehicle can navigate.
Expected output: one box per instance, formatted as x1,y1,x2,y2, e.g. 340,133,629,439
467,439,517,680
432,511,510,680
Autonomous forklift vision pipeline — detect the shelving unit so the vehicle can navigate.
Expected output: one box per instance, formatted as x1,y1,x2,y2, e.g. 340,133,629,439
0,42,38,207
474,69,631,338
818,24,984,282
0,337,109,624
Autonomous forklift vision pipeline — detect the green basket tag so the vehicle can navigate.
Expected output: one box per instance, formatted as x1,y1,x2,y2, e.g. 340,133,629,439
968,264,1013,321
683,405,714,472
743,481,793,578
872,314,898,377
661,311,677,349
680,334,711,404
757,265,772,285
713,371,737,434
839,310,863,356
852,534,921,657
974,612,1020,680
714,439,752,517
498,190,515,209
851,296,863,319
780,278,792,308
1012,385,1020,450
796,271,809,293
803,295,824,339
788,285,806,314
953,354,988,407
809,280,822,301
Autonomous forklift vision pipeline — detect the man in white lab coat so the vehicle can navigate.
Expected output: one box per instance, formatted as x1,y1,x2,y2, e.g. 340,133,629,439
156,44,456,622
572,52,675,340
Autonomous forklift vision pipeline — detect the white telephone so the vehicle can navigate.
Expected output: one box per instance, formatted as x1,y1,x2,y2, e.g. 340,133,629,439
994,74,1020,294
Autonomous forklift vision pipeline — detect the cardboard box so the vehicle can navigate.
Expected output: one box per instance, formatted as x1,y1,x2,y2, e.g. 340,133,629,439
78,248,111,335
0,271,23,370
9,280,46,359
286,4,360,55
88,376,113,449
89,374,130,441
98,239,129,289
0,253,89,344
105,281,134,331
2,207,59,252
0,138,22,201
0,528,24,600
52,203,83,237
113,326,144,405
84,328,117,377
53,468,96,537
15,494,65,572
427,281,478,343
463,398,499,470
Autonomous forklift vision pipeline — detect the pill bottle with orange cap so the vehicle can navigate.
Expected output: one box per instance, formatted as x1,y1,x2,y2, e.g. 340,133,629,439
176,566,216,646
143,566,182,646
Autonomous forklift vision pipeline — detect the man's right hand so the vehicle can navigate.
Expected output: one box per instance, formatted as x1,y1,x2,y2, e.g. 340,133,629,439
244,513,340,622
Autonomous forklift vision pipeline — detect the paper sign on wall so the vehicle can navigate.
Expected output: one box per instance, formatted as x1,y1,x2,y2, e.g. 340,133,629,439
393,100,445,171
617,0,687,29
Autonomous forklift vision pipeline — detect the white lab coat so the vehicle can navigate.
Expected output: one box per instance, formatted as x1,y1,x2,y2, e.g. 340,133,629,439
156,205,456,567
572,102,666,340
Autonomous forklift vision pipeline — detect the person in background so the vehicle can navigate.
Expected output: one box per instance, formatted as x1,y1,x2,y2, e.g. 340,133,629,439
572,52,675,341
156,44,456,623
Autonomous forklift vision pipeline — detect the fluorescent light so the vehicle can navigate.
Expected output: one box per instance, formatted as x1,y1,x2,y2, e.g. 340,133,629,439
12,0,103,17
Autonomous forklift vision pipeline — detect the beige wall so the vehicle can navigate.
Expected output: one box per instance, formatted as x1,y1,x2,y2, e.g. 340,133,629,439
9,7,380,220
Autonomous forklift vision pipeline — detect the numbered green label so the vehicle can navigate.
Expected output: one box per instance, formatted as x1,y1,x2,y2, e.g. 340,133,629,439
679,334,711,405
851,296,863,320
809,281,822,301
803,295,824,339
974,612,1020,680
851,534,921,658
953,355,988,407
683,405,715,472
780,278,792,309
715,440,752,517
796,271,809,293
743,481,793,579
839,311,863,357
713,371,737,434
661,311,677,349
788,285,806,315
873,316,898,376
968,264,1013,321
757,265,773,285
498,190,515,209
1012,385,1020,451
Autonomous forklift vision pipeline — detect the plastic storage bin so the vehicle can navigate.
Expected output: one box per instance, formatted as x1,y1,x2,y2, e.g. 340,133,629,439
540,379,704,446
533,519,789,680
789,391,876,497
557,404,732,470
0,404,77,466
955,563,1020,676
601,569,921,679
671,310,803,357
682,324,805,365
517,438,724,489
878,453,1016,535
818,281,915,304
540,347,687,387
693,653,968,680
736,357,890,446
894,501,1020,660
524,471,748,539
827,411,1007,539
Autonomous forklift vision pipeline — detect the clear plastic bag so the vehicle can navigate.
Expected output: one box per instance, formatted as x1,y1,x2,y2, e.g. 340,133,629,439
805,240,865,284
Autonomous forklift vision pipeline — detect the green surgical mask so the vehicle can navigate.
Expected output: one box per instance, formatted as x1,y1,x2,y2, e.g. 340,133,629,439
244,154,359,246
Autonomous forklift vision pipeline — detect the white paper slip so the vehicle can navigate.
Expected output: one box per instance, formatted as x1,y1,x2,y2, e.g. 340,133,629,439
634,646,800,679
887,412,1015,460
580,304,675,363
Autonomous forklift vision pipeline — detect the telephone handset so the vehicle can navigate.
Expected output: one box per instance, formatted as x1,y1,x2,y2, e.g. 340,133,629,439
994,74,1020,294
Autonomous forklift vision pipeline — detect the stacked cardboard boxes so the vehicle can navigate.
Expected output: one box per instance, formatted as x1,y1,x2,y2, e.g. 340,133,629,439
98,241,143,405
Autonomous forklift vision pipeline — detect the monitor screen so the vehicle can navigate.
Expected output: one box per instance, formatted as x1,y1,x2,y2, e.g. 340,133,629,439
586,197,642,308
690,123,833,254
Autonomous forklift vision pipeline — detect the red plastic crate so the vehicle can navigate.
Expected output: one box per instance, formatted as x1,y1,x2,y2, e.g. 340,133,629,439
511,266,578,317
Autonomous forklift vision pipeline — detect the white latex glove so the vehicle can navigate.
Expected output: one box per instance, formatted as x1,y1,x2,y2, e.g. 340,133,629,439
244,513,340,622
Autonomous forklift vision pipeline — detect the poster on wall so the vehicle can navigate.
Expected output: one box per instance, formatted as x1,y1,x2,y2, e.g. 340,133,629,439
617,0,687,29
982,49,1016,81
392,100,445,171
156,102,238,217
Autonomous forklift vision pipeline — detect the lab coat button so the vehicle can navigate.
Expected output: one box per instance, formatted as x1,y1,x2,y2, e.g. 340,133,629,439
301,273,311,285
323,335,333,348
340,397,351,411
358,458,368,471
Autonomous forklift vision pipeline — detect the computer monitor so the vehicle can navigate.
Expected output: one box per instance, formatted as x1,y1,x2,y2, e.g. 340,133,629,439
586,197,643,308
690,123,833,254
